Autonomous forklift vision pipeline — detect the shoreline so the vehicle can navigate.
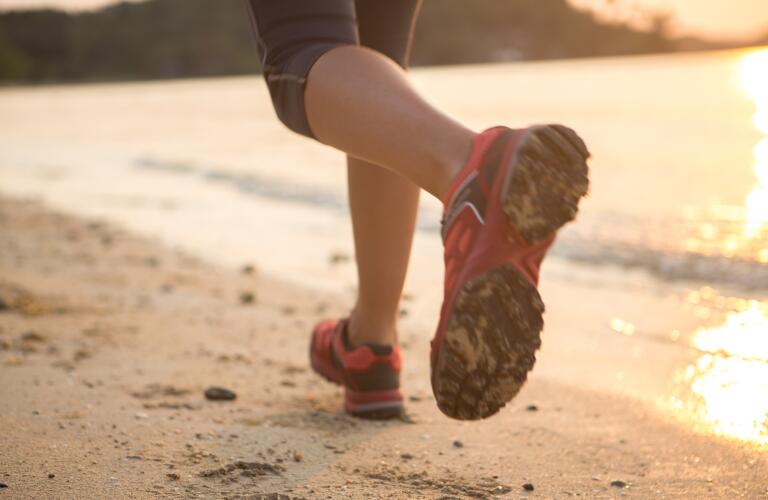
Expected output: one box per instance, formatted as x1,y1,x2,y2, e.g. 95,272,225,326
2,194,767,499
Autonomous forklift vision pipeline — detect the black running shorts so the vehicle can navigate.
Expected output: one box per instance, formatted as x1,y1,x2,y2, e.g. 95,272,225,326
245,0,422,138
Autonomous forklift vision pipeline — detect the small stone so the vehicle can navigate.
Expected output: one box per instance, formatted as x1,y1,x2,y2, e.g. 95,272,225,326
523,483,535,491
293,450,303,462
400,453,414,460
204,387,237,401
0,482,7,488
48,474,55,479
126,455,142,460
494,485,513,494
329,252,350,265
281,305,296,316
134,412,149,419
452,440,463,448
21,331,46,343
239,292,256,305
419,433,430,440
526,404,539,412
166,473,180,481
408,395,422,402
610,480,627,488
73,348,91,361
399,414,416,424
241,264,256,275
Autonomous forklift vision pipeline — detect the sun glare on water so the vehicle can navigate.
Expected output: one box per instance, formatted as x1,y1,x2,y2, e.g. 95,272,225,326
672,291,768,445
680,49,768,262
741,48,768,239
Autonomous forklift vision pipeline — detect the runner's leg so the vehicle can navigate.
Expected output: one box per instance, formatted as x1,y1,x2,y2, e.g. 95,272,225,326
346,0,422,347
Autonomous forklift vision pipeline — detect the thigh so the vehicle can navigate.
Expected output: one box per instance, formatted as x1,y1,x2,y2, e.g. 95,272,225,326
355,0,422,68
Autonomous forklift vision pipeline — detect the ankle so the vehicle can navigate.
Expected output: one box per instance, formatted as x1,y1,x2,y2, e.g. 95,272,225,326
433,129,476,201
348,308,398,347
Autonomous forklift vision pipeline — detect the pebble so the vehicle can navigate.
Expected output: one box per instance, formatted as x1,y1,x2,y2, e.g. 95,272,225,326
398,414,417,425
239,292,256,305
419,433,431,440
166,473,180,481
241,264,256,275
452,440,464,448
400,453,414,460
281,306,296,316
204,387,237,401
610,480,627,488
523,483,535,491
329,252,350,265
0,482,7,488
134,412,149,419
47,474,55,479
21,331,45,343
526,405,539,412
293,450,304,462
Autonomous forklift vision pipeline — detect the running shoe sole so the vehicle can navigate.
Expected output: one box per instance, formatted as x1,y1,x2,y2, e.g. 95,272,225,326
432,125,590,420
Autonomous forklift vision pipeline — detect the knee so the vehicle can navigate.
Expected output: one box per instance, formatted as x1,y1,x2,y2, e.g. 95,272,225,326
246,1,358,137
260,42,345,138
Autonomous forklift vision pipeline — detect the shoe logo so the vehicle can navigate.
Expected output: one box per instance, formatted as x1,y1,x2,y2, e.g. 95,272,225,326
442,170,486,239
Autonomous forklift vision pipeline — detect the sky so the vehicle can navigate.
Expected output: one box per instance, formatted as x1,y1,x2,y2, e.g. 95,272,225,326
0,0,767,43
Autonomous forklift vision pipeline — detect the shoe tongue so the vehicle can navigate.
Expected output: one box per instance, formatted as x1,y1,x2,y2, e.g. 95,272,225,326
340,321,393,356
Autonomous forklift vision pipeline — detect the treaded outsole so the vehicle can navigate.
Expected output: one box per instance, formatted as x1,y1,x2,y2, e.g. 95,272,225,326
503,125,590,244
433,266,544,420
433,125,590,420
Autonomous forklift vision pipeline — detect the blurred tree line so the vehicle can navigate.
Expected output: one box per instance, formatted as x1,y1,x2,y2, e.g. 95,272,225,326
0,0,723,83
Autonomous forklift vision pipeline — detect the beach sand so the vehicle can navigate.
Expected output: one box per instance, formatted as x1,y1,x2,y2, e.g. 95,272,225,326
2,194,766,499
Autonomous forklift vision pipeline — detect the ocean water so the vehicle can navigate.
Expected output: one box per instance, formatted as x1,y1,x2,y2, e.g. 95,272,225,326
2,47,768,445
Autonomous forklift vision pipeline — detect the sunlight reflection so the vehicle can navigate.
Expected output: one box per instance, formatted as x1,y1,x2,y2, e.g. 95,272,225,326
681,49,768,260
741,49,768,239
673,292,768,445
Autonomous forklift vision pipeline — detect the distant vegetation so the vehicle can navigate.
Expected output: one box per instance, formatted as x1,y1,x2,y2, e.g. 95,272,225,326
0,0,746,84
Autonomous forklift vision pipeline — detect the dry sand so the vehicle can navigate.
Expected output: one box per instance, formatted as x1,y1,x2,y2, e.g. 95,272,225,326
1,195,767,499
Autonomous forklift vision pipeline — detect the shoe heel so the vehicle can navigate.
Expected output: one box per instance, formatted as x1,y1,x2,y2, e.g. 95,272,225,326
345,388,404,420
502,125,590,244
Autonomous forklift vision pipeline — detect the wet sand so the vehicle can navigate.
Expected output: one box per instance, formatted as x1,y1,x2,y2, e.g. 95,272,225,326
1,194,767,499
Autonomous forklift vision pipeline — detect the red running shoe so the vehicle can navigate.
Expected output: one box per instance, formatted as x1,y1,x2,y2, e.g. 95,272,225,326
310,318,404,419
431,125,590,420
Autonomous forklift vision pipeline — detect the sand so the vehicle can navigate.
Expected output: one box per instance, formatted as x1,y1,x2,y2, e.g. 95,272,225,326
1,194,767,499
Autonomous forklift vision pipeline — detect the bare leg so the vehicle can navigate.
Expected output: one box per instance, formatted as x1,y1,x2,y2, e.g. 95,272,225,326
346,156,420,346
305,45,476,346
305,45,476,200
